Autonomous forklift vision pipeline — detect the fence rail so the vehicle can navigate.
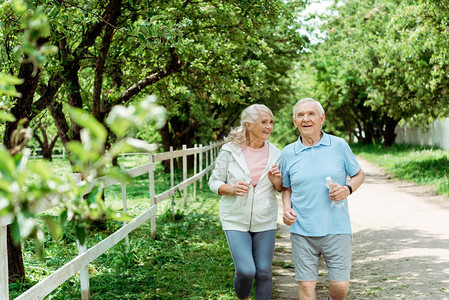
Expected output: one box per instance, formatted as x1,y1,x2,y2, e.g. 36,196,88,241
0,141,223,300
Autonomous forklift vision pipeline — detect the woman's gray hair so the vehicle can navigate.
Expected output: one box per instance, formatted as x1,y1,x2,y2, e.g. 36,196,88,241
292,98,325,117
225,104,273,146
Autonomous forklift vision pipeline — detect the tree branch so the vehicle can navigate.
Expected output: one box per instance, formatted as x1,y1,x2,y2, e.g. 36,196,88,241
93,0,122,121
116,47,184,104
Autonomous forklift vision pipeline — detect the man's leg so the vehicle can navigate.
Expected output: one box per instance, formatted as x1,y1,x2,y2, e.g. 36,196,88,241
322,234,352,300
329,281,349,300
298,281,317,300
291,234,321,300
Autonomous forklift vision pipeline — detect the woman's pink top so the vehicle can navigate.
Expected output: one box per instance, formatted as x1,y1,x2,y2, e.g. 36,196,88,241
241,142,269,186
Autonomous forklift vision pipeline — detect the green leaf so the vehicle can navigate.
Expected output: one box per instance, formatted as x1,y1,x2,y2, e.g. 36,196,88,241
0,110,15,122
11,219,21,244
107,211,132,223
27,160,55,181
16,211,36,239
75,224,86,246
67,141,100,162
0,147,16,177
102,168,132,185
106,105,134,138
41,215,62,240
66,141,88,160
87,184,101,205
59,209,68,225
0,197,10,216
0,179,11,193
69,108,107,143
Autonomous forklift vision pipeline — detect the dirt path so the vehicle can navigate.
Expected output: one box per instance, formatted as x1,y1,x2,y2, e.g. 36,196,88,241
272,157,449,299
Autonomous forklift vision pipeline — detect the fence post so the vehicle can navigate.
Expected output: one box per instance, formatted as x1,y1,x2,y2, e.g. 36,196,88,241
209,143,213,178
199,144,203,189
170,146,175,218
149,154,156,239
120,164,129,253
205,145,209,178
0,225,8,300
216,143,218,159
193,144,197,201
73,173,90,300
78,240,90,300
182,144,187,207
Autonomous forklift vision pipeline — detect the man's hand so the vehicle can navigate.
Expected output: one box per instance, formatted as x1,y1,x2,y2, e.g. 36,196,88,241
283,208,297,226
329,183,350,202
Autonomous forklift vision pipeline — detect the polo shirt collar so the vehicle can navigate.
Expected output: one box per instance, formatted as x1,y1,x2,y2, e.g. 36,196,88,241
294,131,331,154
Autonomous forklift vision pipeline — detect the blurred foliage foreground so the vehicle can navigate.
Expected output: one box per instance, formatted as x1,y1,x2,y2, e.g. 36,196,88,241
0,96,166,254
9,174,236,299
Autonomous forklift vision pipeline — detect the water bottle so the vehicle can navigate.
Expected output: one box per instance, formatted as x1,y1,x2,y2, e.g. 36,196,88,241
326,177,344,208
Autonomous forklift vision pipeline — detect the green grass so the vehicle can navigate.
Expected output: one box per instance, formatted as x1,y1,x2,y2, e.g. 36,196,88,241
10,156,236,299
351,143,449,197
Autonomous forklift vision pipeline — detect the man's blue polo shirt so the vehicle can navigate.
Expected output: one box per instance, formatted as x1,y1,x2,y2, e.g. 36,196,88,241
280,132,361,237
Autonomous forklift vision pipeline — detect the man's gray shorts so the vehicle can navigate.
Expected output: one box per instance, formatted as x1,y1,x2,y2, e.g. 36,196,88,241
291,233,352,282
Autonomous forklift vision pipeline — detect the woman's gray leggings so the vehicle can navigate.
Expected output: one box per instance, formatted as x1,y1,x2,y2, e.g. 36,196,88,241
224,229,276,300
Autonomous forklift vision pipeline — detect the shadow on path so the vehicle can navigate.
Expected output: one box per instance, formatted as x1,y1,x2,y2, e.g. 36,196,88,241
350,227,449,299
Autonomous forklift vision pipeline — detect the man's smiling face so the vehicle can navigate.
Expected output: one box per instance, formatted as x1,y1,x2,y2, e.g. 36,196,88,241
292,100,325,138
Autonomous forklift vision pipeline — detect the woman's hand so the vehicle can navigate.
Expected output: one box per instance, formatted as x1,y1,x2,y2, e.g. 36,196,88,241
218,181,250,196
232,181,250,196
268,164,283,191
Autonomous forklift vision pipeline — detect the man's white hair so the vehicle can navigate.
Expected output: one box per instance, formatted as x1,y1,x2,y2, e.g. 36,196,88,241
292,98,325,117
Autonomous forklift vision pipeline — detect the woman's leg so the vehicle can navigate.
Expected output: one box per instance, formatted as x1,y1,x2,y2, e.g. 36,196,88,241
252,229,276,300
225,230,255,299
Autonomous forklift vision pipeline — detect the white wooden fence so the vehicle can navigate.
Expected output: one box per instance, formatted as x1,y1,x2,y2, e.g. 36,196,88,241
395,117,449,150
0,142,223,300
30,147,66,158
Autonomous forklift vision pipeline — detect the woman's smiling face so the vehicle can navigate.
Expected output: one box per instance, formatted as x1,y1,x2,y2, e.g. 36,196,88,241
246,111,273,142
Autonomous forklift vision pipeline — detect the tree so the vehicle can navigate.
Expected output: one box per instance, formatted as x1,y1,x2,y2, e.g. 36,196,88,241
292,0,449,146
2,0,309,282
31,112,60,160
4,0,308,155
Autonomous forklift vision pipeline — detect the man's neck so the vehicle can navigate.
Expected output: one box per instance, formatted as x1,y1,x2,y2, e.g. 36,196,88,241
301,132,323,147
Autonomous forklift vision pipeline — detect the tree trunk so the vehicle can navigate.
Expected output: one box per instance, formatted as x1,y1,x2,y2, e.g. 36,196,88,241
159,115,197,170
3,58,42,282
93,0,121,121
383,116,399,147
65,62,83,143
34,124,58,161
48,101,71,153
7,226,24,283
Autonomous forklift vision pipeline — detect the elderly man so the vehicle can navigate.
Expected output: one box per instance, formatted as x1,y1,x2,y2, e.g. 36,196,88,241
280,98,365,300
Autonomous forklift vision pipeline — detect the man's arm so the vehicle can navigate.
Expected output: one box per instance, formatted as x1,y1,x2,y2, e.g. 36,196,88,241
329,169,365,201
348,169,365,193
282,187,297,225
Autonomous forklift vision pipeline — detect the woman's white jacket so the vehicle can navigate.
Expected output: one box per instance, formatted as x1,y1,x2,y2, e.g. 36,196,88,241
208,142,281,232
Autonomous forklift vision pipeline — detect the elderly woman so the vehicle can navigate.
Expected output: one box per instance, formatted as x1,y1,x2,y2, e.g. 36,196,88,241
209,104,282,300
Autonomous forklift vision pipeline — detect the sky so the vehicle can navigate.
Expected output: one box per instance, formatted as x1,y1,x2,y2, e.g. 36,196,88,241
297,0,335,43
